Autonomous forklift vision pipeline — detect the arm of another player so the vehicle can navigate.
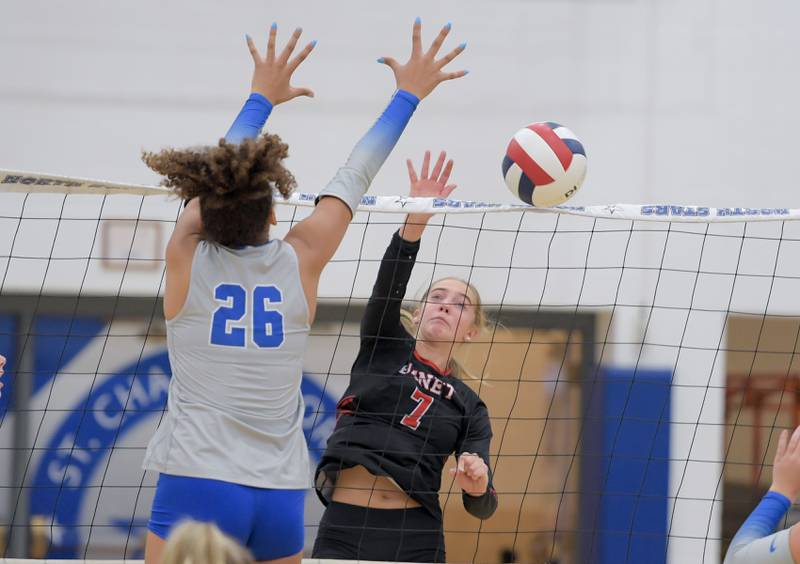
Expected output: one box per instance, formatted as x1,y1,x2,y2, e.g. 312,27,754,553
723,426,800,564
285,19,467,322
0,354,6,398
225,24,316,144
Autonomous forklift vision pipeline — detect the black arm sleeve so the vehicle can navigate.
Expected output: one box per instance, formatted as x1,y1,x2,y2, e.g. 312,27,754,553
360,230,421,343
458,400,498,520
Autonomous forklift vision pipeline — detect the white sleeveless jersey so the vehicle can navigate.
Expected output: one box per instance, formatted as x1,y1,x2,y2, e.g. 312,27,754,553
143,239,311,489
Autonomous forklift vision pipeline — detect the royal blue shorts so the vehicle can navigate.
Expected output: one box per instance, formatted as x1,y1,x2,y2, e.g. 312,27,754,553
148,473,305,560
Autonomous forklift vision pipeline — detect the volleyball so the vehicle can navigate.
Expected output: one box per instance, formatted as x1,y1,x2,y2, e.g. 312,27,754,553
502,122,587,207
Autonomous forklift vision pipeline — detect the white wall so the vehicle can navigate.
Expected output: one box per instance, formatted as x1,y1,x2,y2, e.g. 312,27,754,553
2,0,800,208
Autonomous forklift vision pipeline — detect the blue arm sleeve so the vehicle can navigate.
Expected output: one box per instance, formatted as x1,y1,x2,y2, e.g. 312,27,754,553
316,89,420,214
728,491,791,552
224,93,274,144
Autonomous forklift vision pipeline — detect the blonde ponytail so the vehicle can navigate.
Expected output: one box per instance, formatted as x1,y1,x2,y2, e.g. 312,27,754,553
161,521,254,564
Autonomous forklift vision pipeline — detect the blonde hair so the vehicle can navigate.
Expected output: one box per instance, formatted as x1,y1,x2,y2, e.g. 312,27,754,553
161,521,254,564
401,277,489,381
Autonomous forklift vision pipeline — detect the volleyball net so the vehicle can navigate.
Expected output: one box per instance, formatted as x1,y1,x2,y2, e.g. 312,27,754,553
2,171,800,564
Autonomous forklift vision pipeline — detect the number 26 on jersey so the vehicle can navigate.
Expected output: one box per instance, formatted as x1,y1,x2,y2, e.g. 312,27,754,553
209,283,284,348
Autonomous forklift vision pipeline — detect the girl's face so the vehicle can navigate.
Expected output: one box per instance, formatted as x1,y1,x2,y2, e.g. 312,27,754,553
415,278,479,344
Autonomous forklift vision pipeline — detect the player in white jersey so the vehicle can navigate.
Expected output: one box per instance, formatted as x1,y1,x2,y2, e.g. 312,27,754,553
140,20,467,564
724,425,800,564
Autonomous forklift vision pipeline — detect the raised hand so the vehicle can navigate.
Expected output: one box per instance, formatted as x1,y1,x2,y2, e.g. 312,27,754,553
407,150,457,200
770,426,800,501
379,18,467,100
246,23,316,105
450,453,489,496
400,150,457,240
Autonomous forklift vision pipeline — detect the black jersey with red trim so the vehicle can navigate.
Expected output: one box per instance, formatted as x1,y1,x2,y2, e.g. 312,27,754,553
315,230,497,522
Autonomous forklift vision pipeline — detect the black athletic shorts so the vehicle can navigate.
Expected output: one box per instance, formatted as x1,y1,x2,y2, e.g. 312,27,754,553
312,501,446,563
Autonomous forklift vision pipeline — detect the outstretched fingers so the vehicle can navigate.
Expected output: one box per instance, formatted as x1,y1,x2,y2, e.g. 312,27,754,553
267,22,277,62
278,27,303,66
436,41,466,70
411,17,423,58
289,39,317,73
289,86,315,100
387,18,468,100
246,22,318,106
430,150,447,180
439,158,454,186
420,150,432,179
426,22,452,59
406,159,419,184
440,69,469,83
246,34,261,64
377,56,400,72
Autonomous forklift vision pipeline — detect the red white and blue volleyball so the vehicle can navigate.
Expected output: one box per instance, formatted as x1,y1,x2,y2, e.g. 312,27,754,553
502,122,587,207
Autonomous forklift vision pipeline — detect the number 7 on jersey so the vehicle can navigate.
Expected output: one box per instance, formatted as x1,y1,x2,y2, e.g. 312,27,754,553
401,387,434,430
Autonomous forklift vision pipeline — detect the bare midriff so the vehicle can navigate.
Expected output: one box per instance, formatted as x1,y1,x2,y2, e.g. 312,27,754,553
331,465,422,509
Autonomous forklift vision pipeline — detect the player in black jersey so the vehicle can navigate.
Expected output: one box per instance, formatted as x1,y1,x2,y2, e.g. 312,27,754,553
313,151,497,563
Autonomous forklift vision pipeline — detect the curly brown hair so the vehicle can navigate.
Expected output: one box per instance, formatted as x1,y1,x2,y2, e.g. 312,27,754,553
142,134,296,247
